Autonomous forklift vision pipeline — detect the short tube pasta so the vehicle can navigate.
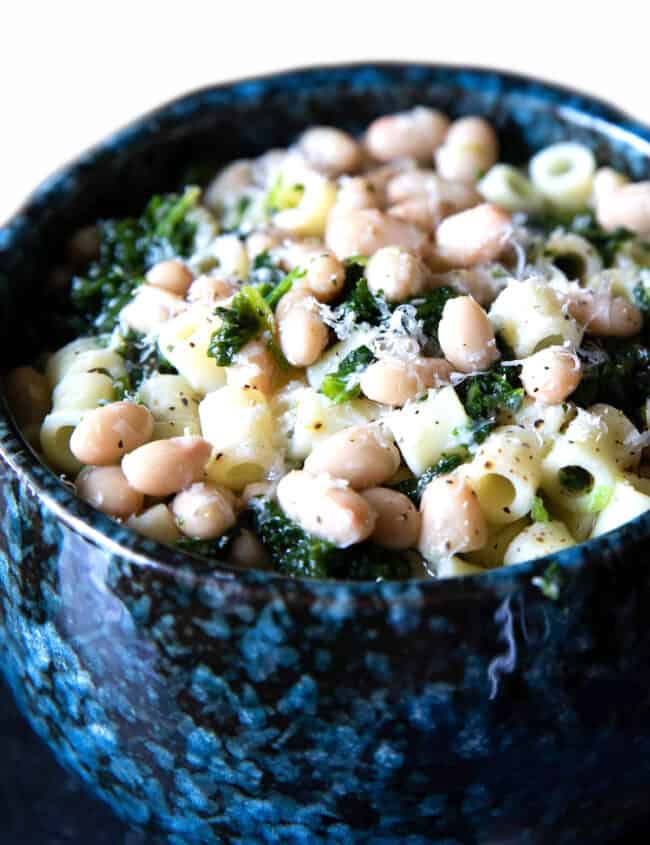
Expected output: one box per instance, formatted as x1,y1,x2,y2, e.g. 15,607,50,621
200,385,276,491
489,278,583,357
463,426,543,525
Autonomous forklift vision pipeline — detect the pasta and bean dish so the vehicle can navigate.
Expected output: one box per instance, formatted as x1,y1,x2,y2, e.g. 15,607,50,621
7,107,650,580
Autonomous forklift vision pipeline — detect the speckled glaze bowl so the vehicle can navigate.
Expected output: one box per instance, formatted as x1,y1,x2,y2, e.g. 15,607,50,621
1,64,650,845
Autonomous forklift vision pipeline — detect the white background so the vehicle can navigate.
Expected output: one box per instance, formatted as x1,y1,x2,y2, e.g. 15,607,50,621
2,1,649,225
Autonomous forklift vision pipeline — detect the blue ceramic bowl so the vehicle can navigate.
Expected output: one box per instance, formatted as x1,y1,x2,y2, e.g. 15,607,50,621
1,64,650,845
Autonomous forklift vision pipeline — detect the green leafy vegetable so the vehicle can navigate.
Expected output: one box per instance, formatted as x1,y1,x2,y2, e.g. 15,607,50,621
456,365,524,443
532,561,564,601
410,287,457,340
572,340,650,419
70,188,200,334
558,465,593,493
249,498,412,580
530,495,550,523
209,286,274,366
112,330,177,395
339,277,386,325
208,269,300,369
259,266,306,309
393,451,467,506
320,345,376,404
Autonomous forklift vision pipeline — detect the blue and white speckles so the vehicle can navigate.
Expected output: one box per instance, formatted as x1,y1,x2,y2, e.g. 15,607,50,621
278,675,318,717
239,601,299,683
145,741,176,772
382,583,422,635
173,768,217,815
373,741,404,774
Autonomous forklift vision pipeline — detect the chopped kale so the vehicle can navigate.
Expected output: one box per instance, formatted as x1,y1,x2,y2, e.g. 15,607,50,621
393,451,467,506
559,465,593,493
70,188,200,334
320,345,376,404
572,340,650,419
250,250,285,287
113,330,177,394
208,265,302,368
455,364,524,443
339,277,386,325
411,287,457,340
209,286,272,365
250,498,412,580
532,561,564,601
530,495,550,523
258,266,305,309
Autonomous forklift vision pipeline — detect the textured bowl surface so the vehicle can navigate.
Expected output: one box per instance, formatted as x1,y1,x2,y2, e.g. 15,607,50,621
1,64,650,845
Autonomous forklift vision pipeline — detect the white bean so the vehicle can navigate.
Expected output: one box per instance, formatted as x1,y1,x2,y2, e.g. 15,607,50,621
146,260,193,296
187,275,240,304
568,290,643,337
591,167,628,204
70,401,154,466
76,465,144,519
366,246,432,302
119,285,186,334
366,107,450,162
435,203,511,267
303,424,400,489
302,250,346,302
276,289,329,367
418,474,487,559
298,126,362,176
172,482,237,540
360,357,452,406
361,487,420,549
437,295,500,372
330,177,380,216
122,436,213,496
435,116,498,183
596,182,650,237
520,346,582,405
277,470,376,547
386,170,482,217
326,209,429,261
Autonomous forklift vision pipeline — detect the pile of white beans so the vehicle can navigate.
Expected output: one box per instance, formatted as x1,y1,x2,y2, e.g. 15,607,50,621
6,104,650,578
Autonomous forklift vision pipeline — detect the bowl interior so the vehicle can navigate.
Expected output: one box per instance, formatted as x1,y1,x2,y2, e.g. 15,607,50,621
1,62,650,587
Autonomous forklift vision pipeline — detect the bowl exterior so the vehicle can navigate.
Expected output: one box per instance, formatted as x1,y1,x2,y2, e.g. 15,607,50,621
1,64,650,844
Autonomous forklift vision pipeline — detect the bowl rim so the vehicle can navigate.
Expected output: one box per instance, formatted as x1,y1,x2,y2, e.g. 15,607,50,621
1,60,650,596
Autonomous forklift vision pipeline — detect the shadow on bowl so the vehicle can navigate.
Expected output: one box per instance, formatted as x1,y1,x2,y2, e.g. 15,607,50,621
1,63,650,845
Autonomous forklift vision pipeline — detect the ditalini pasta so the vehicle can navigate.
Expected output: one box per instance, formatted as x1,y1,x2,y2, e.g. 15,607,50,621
7,108,650,580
